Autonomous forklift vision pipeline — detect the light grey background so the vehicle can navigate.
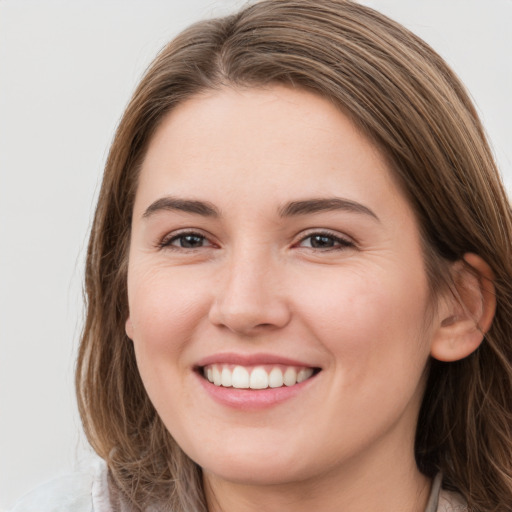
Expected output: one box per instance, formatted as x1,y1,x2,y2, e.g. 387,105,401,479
1,1,510,509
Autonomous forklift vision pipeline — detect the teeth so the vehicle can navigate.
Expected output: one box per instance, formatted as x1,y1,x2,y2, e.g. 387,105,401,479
268,367,284,388
232,366,249,388
297,368,311,383
221,367,232,387
212,366,222,386
203,364,315,389
249,367,268,389
283,367,297,386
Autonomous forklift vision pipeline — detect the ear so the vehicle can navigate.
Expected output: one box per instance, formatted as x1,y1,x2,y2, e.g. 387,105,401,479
125,317,134,340
430,253,496,362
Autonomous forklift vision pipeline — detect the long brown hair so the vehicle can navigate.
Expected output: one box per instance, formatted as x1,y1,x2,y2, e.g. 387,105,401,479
76,1,512,510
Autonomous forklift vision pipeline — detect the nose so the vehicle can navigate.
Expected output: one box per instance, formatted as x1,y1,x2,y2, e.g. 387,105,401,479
208,248,292,336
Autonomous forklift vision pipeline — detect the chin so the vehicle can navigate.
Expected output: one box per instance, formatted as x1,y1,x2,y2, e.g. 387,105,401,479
193,439,326,487
202,458,312,487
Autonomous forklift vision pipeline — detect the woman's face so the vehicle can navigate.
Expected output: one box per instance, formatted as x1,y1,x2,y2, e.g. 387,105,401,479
126,86,439,487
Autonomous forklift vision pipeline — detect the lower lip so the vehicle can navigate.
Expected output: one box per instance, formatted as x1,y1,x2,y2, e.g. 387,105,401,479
196,372,318,410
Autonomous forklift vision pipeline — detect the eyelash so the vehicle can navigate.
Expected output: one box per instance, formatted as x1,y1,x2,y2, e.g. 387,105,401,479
157,231,212,250
295,231,355,251
157,229,355,253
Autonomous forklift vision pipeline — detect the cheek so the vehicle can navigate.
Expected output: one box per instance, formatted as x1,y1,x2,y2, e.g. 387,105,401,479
294,265,432,438
127,264,211,372
294,263,432,375
126,265,213,438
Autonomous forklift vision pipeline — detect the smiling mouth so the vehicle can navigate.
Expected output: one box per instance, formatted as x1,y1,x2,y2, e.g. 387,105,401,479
200,364,320,390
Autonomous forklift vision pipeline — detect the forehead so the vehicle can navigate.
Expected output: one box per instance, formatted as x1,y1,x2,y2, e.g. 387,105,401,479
135,85,410,223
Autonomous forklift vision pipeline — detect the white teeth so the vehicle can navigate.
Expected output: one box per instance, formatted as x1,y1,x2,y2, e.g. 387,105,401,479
212,366,222,386
232,366,250,388
283,367,297,386
249,367,269,389
203,364,315,389
268,367,284,388
297,368,314,383
221,367,232,387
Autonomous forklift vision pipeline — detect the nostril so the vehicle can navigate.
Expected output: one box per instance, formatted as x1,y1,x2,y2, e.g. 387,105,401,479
209,302,292,335
208,271,292,333
254,322,277,330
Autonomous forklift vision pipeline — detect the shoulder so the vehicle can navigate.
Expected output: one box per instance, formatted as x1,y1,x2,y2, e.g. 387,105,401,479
426,474,468,512
437,488,468,512
8,458,112,512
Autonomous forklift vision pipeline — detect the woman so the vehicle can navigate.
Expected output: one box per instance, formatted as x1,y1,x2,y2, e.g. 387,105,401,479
12,0,512,511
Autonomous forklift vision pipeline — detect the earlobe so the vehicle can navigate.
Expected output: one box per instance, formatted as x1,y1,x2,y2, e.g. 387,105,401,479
430,253,496,362
125,317,134,340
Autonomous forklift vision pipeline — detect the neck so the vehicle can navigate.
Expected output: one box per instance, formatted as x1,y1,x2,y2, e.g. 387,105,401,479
204,430,431,512
204,450,431,512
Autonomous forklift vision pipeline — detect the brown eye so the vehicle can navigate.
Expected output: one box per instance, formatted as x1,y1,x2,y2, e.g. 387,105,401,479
159,232,212,250
309,235,336,248
298,232,353,250
172,234,207,248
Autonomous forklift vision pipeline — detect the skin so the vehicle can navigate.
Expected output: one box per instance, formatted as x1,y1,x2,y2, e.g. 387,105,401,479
125,85,455,512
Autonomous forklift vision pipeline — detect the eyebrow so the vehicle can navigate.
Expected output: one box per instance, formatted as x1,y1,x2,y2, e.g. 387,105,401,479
143,196,219,218
142,195,378,221
278,197,379,221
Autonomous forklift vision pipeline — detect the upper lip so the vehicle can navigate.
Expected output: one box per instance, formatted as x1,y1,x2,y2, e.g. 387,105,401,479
195,352,319,369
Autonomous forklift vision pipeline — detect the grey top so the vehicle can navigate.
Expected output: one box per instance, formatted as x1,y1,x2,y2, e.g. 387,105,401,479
425,473,467,512
9,459,467,512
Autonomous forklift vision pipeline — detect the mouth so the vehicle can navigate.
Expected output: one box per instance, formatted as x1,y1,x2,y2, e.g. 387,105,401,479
198,363,321,390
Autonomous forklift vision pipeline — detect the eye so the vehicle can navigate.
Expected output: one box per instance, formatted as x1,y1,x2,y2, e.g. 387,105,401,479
159,231,212,250
297,232,354,250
